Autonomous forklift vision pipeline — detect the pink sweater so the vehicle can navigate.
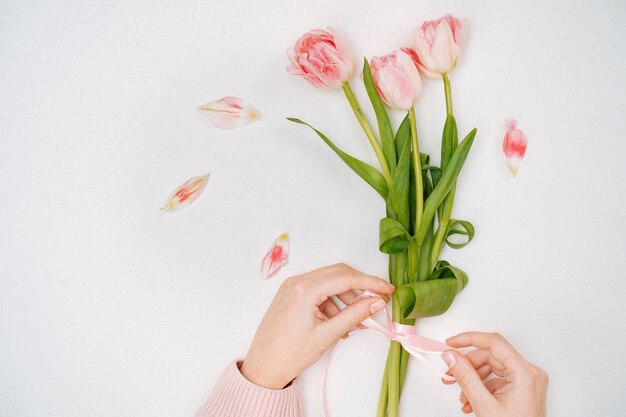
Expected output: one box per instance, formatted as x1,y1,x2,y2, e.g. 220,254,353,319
196,361,303,417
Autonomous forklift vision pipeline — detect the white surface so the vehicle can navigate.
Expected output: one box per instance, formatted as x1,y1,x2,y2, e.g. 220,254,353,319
1,1,625,416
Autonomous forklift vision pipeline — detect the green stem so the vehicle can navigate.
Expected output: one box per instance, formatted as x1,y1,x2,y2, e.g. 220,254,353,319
443,74,453,115
376,353,389,417
399,344,410,392
342,82,393,186
388,295,402,417
408,108,423,231
407,239,420,282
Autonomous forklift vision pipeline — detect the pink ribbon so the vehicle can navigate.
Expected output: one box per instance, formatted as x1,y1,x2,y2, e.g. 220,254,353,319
323,291,455,417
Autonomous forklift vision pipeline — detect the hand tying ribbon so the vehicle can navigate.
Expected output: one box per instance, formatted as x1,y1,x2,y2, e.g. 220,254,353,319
323,291,456,417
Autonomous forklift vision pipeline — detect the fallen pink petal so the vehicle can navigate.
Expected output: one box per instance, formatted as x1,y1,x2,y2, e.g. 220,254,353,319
197,97,258,129
162,174,209,212
502,118,528,175
261,234,290,279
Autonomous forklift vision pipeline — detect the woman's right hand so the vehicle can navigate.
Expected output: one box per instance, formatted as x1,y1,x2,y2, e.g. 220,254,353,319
441,332,548,417
240,263,394,390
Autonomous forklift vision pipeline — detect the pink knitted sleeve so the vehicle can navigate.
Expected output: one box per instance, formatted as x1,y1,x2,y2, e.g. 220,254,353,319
196,361,304,417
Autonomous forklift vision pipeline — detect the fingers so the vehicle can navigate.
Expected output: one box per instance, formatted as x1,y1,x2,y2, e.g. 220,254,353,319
446,332,526,372
484,377,507,394
459,378,507,408
459,391,473,414
465,348,505,377
442,362,497,386
476,363,494,380
318,299,341,319
441,350,498,414
310,264,395,299
319,296,387,342
335,290,359,306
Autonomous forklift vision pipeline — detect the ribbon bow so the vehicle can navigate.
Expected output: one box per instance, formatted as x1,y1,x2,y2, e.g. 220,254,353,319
323,291,455,417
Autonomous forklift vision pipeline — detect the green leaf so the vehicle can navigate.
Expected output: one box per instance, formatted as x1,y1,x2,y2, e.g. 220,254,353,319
445,219,475,249
414,128,477,246
420,153,442,196
429,260,468,294
287,118,388,198
386,130,411,229
396,261,468,319
363,58,396,175
438,115,459,225
417,219,434,281
441,114,458,172
395,115,410,158
379,217,410,254
429,166,442,189
396,279,459,319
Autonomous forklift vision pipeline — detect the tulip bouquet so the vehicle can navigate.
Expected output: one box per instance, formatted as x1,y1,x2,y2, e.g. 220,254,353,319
287,15,476,417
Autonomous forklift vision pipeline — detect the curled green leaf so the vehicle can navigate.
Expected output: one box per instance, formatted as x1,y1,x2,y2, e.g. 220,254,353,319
379,218,411,254
429,260,468,294
396,261,468,319
445,219,475,249
396,279,458,319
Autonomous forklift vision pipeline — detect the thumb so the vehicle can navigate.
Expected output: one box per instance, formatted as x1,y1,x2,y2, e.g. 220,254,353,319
442,350,496,413
322,297,386,342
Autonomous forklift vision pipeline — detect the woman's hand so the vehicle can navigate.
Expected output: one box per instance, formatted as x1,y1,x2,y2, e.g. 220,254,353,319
441,332,548,417
240,263,395,389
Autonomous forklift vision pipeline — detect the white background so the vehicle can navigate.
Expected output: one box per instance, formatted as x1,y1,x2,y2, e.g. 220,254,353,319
1,0,625,416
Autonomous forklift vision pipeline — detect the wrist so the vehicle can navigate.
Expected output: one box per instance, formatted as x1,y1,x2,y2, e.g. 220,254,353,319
240,358,294,390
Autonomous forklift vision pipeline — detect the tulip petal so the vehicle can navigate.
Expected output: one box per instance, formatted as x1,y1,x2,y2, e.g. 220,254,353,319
395,50,423,100
261,234,290,279
197,97,258,129
328,26,355,79
429,20,456,74
502,118,528,175
162,174,209,212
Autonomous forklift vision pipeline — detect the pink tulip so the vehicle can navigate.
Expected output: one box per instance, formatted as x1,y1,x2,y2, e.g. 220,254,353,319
197,97,258,130
408,14,467,78
369,50,422,110
502,119,527,175
261,234,290,279
286,28,354,89
162,174,209,212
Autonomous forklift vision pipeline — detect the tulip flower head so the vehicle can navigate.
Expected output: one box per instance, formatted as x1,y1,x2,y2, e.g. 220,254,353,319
409,14,467,78
502,118,528,175
369,50,422,110
287,28,355,89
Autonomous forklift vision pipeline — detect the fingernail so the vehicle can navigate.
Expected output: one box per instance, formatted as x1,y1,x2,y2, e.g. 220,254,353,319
370,299,386,314
442,352,457,369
